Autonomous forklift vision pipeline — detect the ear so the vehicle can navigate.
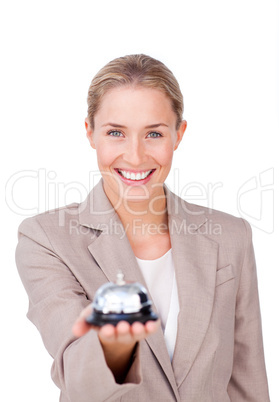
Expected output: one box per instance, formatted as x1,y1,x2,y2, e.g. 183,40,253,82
85,117,96,149
174,120,187,150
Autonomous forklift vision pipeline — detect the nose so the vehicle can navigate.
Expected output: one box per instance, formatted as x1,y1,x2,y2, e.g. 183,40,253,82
122,136,147,166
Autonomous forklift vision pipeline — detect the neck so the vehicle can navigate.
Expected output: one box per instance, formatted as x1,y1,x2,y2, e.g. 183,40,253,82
104,184,169,236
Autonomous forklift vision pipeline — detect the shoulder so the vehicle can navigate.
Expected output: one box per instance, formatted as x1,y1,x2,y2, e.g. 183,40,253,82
17,202,80,242
17,179,113,241
188,200,248,228
168,189,252,245
191,202,252,251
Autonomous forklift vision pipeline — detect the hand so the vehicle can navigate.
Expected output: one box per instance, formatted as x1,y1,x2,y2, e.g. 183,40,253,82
72,304,160,383
72,303,159,343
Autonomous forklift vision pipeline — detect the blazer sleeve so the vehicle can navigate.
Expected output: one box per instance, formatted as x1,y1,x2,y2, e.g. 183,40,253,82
227,219,270,401
15,216,142,402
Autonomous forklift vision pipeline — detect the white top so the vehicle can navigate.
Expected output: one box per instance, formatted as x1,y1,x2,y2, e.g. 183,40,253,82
136,249,179,360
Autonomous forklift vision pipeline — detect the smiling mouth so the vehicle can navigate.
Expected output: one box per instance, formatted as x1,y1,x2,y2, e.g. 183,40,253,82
116,169,155,181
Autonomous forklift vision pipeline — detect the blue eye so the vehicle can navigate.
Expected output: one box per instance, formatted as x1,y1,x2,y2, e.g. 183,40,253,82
108,130,124,137
147,131,162,138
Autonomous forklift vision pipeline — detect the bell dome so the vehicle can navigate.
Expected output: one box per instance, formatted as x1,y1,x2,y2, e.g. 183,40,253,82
86,272,158,326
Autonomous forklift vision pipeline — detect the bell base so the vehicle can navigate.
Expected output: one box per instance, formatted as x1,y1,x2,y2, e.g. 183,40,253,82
86,310,158,327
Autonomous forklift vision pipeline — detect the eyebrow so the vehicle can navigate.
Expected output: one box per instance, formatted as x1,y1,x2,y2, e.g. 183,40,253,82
102,122,169,129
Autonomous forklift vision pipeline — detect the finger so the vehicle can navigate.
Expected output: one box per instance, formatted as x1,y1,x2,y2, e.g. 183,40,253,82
130,321,146,341
145,319,160,334
80,303,94,319
131,320,159,342
72,304,95,337
115,321,134,344
98,324,116,344
72,317,92,337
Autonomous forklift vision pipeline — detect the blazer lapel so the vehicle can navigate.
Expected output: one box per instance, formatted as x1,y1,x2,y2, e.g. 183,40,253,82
165,187,219,388
79,180,180,400
79,179,143,284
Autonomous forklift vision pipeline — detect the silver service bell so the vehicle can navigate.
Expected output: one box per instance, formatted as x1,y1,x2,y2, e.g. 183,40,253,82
86,272,158,326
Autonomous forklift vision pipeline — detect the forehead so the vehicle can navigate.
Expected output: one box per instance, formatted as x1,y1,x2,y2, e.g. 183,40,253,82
94,86,176,128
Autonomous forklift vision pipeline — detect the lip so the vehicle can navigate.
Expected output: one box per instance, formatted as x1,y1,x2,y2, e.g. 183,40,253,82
114,168,156,186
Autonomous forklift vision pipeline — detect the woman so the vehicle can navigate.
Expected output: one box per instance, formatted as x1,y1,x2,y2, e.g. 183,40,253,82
16,54,270,401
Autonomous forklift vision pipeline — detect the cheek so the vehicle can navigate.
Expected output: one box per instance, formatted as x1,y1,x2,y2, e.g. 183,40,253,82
155,143,174,166
95,144,117,168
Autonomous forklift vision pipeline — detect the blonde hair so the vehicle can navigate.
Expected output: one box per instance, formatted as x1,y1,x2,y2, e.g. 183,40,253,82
87,54,184,130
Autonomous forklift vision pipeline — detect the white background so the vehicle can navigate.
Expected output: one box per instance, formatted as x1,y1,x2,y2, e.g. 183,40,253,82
1,0,278,400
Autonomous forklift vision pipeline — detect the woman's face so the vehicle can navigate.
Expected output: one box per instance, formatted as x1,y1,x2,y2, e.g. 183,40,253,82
85,86,187,206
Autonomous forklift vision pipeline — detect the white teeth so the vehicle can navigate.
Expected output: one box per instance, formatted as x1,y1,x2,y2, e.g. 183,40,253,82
118,169,152,180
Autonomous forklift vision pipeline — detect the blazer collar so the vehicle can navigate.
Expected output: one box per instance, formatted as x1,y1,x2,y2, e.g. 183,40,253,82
78,179,218,394
78,178,208,231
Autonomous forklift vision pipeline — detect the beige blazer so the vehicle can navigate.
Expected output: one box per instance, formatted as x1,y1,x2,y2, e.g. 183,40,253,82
16,180,270,402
